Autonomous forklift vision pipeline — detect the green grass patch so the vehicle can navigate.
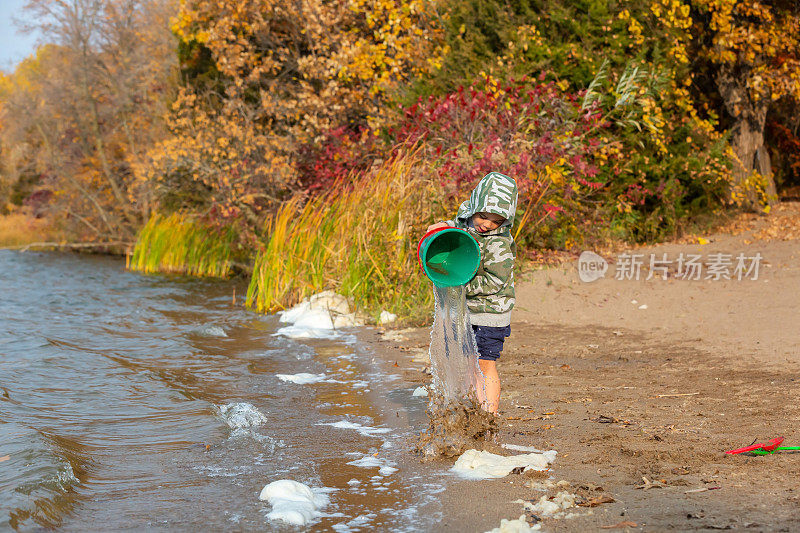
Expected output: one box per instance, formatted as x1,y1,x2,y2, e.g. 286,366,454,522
127,213,236,277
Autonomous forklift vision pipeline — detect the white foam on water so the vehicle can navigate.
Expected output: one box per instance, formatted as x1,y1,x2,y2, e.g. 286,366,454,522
216,402,268,429
451,449,557,480
194,325,227,337
36,462,80,492
259,479,331,526
378,465,398,476
275,291,364,338
321,420,392,438
347,456,383,468
347,479,360,486
231,430,286,450
332,513,377,532
195,465,251,478
412,386,429,397
276,372,327,384
57,463,79,487
274,325,340,339
485,516,541,533
345,455,398,476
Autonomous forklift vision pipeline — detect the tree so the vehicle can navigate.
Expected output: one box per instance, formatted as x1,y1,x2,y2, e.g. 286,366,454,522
690,0,800,209
0,0,178,241
150,0,445,222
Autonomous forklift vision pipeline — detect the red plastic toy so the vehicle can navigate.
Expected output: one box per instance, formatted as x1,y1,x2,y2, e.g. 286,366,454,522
725,437,784,455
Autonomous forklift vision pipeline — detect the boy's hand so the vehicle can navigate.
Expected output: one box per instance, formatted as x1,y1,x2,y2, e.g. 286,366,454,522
426,222,449,233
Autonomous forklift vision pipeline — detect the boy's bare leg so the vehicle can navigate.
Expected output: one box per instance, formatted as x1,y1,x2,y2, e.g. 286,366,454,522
473,361,487,406
477,359,500,414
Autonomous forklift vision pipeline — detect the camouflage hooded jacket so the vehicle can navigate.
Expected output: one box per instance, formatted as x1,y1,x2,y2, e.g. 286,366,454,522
449,172,518,327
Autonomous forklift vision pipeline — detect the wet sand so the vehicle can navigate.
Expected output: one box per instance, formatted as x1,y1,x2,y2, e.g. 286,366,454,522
370,202,800,532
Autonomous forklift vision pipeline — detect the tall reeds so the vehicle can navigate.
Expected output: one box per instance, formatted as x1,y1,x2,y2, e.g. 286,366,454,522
127,213,236,277
246,149,450,322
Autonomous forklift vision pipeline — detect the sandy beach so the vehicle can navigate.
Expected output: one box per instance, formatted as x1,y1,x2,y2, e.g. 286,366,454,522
373,201,800,532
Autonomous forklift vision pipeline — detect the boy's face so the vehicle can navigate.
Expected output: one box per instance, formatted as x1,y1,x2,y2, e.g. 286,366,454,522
471,212,506,233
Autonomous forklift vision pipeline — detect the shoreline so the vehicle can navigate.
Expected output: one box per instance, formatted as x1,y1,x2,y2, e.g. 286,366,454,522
368,202,800,531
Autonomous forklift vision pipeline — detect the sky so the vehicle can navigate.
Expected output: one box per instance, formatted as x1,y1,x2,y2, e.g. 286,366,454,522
0,0,41,72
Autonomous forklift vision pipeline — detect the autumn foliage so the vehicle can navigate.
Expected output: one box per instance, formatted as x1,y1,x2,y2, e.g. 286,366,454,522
1,0,800,317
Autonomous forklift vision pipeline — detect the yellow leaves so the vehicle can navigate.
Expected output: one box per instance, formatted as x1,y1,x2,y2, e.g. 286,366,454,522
627,18,645,46
175,0,442,145
195,30,210,44
650,3,662,18
697,1,800,104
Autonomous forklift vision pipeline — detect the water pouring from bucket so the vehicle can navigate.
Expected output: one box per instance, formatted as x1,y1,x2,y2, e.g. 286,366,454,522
417,228,481,287
415,227,497,457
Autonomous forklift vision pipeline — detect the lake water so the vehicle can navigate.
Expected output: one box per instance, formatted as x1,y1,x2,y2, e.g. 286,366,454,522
0,251,449,531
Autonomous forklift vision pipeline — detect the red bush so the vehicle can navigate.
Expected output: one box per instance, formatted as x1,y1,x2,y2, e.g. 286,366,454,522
295,126,378,193
391,76,609,195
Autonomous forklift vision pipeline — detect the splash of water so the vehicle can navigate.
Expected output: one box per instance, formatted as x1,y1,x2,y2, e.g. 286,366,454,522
415,285,498,458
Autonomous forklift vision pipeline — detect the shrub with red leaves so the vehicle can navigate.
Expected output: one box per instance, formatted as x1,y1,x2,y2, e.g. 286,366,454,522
767,121,800,185
295,126,379,193
391,76,609,196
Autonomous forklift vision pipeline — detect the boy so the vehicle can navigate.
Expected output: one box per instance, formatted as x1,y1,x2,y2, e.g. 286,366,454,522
427,172,517,414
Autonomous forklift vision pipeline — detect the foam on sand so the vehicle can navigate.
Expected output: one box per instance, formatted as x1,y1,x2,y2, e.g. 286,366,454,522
216,402,268,429
276,291,364,338
502,443,546,453
277,372,327,384
523,491,578,518
259,479,331,526
377,310,397,325
485,516,541,533
451,449,557,480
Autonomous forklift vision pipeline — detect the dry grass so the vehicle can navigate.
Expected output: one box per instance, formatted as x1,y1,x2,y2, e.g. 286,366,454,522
0,213,59,248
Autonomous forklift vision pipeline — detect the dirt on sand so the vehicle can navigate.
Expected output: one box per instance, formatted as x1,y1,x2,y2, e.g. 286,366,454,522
374,202,800,532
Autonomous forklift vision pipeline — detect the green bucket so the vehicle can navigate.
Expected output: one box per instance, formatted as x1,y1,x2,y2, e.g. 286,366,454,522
417,227,481,287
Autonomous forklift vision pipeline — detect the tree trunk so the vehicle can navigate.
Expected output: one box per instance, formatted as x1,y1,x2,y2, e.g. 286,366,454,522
715,64,778,210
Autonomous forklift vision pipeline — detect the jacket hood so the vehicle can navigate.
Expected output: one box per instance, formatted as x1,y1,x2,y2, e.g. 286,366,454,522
456,172,518,230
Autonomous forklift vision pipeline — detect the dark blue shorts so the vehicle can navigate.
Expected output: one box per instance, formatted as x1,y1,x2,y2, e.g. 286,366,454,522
472,324,511,361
